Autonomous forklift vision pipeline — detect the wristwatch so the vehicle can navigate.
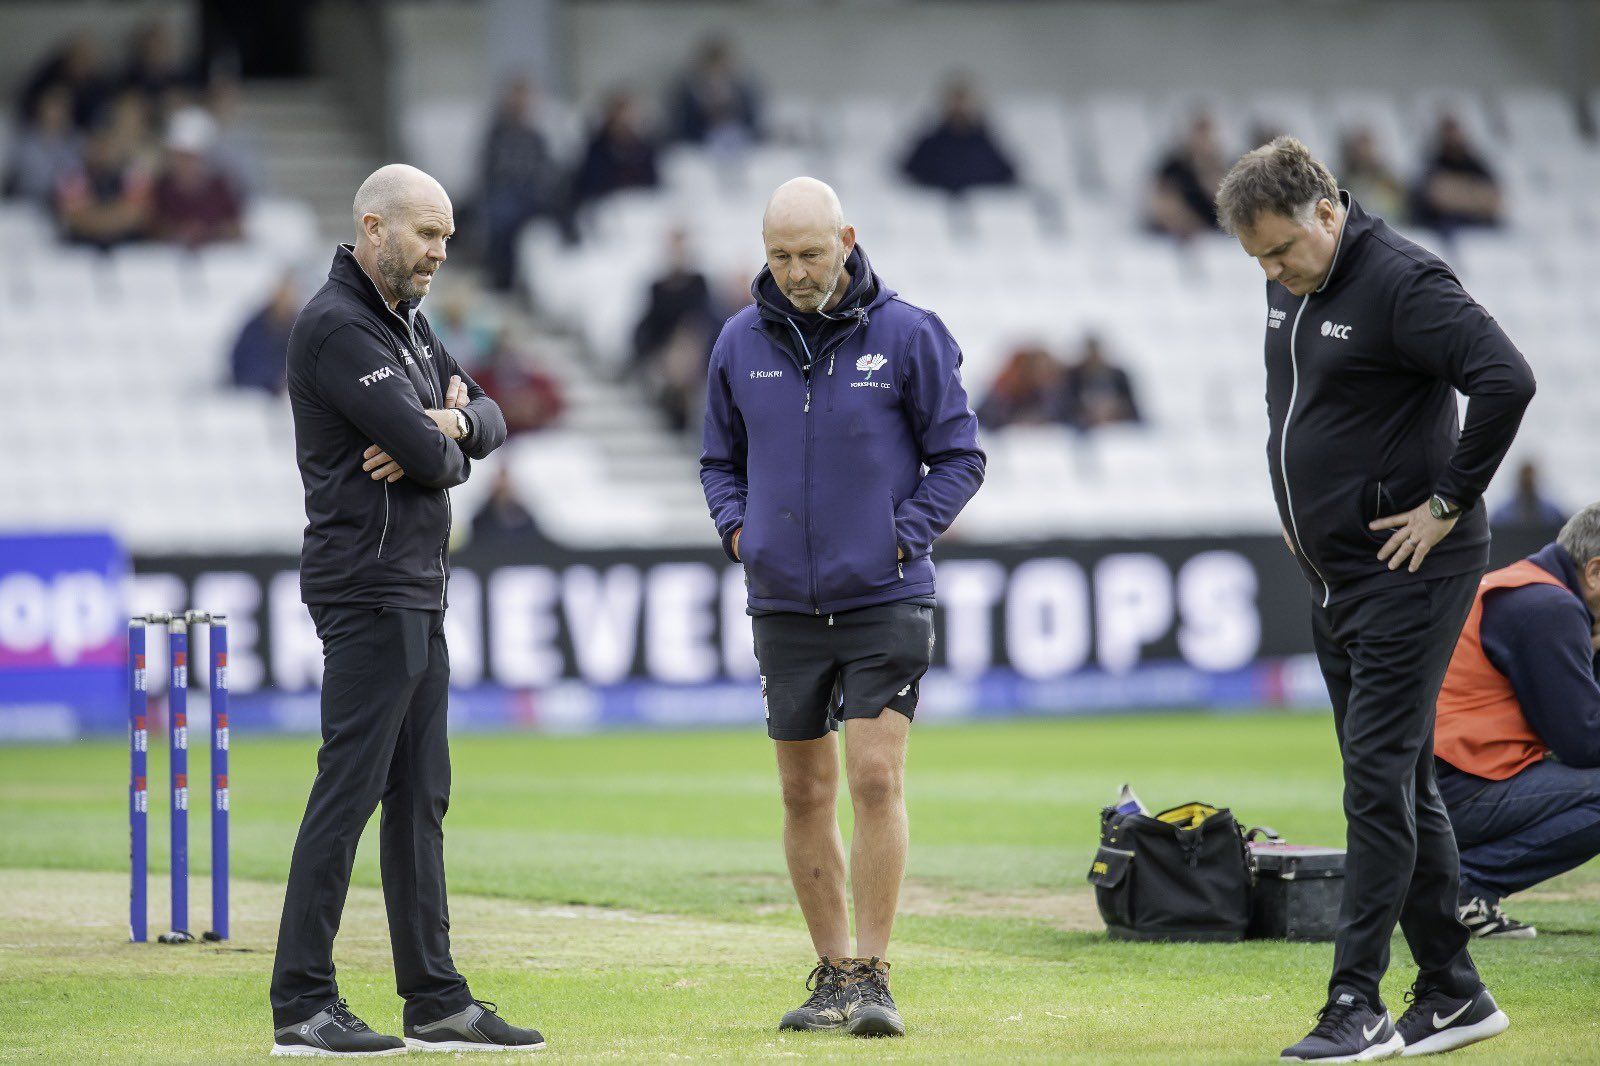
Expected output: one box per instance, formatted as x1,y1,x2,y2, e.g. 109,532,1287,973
1429,495,1462,520
452,409,470,440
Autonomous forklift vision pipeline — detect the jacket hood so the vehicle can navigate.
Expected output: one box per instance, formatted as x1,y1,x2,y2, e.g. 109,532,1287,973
1533,541,1595,625
751,243,894,329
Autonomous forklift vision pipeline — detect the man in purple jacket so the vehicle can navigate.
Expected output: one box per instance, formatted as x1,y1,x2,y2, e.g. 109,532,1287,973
700,177,984,1037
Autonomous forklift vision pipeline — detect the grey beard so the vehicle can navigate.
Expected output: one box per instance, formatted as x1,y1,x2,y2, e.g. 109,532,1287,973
378,241,426,303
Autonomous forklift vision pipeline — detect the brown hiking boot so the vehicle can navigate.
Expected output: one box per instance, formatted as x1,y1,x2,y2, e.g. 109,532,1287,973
778,957,855,1032
843,957,904,1037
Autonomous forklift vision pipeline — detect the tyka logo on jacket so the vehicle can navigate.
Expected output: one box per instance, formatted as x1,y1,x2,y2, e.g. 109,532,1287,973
1320,320,1352,340
359,366,396,386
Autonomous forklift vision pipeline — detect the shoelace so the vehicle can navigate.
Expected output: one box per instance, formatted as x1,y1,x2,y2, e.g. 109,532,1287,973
476,1000,499,1016
1398,980,1432,1025
329,999,370,1033
1306,1000,1359,1040
800,961,844,1009
852,967,893,1009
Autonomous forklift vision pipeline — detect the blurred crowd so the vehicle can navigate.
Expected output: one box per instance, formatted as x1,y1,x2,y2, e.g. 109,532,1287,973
1145,111,1503,240
978,334,1142,434
4,24,257,249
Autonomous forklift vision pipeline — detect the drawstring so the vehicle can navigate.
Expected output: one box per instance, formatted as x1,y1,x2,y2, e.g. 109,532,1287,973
827,352,834,375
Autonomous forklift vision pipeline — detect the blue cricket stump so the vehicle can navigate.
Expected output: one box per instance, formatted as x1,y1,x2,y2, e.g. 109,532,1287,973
128,618,149,944
129,611,229,945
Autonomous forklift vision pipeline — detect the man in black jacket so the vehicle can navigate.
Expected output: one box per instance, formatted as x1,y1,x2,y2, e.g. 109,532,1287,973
1216,138,1535,1062
271,164,543,1057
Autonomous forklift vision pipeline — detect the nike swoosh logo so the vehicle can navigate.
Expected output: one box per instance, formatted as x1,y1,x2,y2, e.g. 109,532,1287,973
1433,1002,1472,1028
1362,1020,1384,1041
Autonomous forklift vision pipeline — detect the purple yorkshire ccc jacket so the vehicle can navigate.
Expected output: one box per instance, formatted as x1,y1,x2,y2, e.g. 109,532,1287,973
700,245,986,614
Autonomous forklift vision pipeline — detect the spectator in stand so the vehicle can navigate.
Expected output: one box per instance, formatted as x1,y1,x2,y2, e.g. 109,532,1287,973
671,36,762,149
118,20,201,121
571,91,659,210
976,343,1067,431
206,76,262,196
430,292,493,373
632,229,718,432
902,77,1018,195
1146,113,1228,239
1340,127,1408,224
477,77,565,290
1412,115,1503,234
470,468,543,548
1492,461,1568,530
17,32,110,131
54,114,153,248
471,328,565,437
4,87,83,205
151,106,244,247
1061,333,1142,430
229,271,299,395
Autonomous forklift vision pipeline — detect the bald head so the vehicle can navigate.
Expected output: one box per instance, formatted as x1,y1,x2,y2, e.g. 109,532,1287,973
762,176,844,236
762,177,855,314
352,163,451,235
351,163,454,306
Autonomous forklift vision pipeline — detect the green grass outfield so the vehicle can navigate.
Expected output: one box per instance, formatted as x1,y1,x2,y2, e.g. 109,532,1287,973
1,712,1595,1063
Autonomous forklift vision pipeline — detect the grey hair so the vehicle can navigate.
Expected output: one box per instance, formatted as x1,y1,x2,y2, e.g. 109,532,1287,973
1214,136,1339,235
1557,502,1600,566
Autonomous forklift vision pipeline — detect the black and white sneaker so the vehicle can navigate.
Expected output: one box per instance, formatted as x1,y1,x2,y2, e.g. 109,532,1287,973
779,957,855,1032
271,1000,407,1057
1458,895,1537,939
404,1000,545,1052
844,957,904,1038
1281,993,1403,1062
1395,981,1508,1057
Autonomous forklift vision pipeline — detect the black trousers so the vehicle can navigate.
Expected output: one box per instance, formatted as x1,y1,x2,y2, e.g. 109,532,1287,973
270,605,473,1028
1312,571,1483,1007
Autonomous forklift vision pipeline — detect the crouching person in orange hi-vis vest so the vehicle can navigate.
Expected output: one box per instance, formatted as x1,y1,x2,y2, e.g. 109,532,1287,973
1436,502,1600,941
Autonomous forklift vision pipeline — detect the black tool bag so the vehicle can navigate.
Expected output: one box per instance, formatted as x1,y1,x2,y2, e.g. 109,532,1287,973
1086,802,1252,942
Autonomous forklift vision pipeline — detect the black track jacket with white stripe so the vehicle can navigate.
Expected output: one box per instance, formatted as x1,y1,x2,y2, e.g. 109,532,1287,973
1262,193,1536,607
288,245,507,610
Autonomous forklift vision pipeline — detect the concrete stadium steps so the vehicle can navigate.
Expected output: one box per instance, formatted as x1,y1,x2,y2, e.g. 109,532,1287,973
236,81,382,242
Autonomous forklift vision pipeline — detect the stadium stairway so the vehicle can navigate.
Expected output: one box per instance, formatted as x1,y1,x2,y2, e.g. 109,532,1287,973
237,81,384,242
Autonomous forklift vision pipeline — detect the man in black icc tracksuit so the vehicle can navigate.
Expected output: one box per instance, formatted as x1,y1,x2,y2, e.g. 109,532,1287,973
270,164,544,1057
1216,139,1535,1062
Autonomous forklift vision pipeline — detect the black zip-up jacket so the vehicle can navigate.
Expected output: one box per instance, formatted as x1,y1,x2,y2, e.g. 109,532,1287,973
288,246,507,610
1264,194,1536,606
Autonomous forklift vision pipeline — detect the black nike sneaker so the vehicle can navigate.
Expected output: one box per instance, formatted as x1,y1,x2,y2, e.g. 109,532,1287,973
1281,992,1403,1062
271,999,407,1057
404,1000,546,1052
1395,981,1508,1057
1458,895,1537,939
779,957,854,1032
844,957,904,1038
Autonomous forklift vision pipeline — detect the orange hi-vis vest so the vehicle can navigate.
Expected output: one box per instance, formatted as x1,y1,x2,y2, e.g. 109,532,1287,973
1435,559,1568,780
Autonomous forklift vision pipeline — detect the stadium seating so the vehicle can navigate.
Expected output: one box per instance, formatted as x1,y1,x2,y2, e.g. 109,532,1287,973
3,88,1594,552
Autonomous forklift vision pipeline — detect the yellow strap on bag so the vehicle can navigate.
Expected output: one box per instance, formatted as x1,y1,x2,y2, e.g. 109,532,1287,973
1155,802,1220,829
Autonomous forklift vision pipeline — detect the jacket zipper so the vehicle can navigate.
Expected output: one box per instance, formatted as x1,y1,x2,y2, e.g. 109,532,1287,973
377,482,390,559
1283,296,1332,607
892,491,903,579
784,320,822,612
405,310,451,611
782,310,870,614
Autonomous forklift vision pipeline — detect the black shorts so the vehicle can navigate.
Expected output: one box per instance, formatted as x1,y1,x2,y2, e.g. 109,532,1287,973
751,602,936,742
